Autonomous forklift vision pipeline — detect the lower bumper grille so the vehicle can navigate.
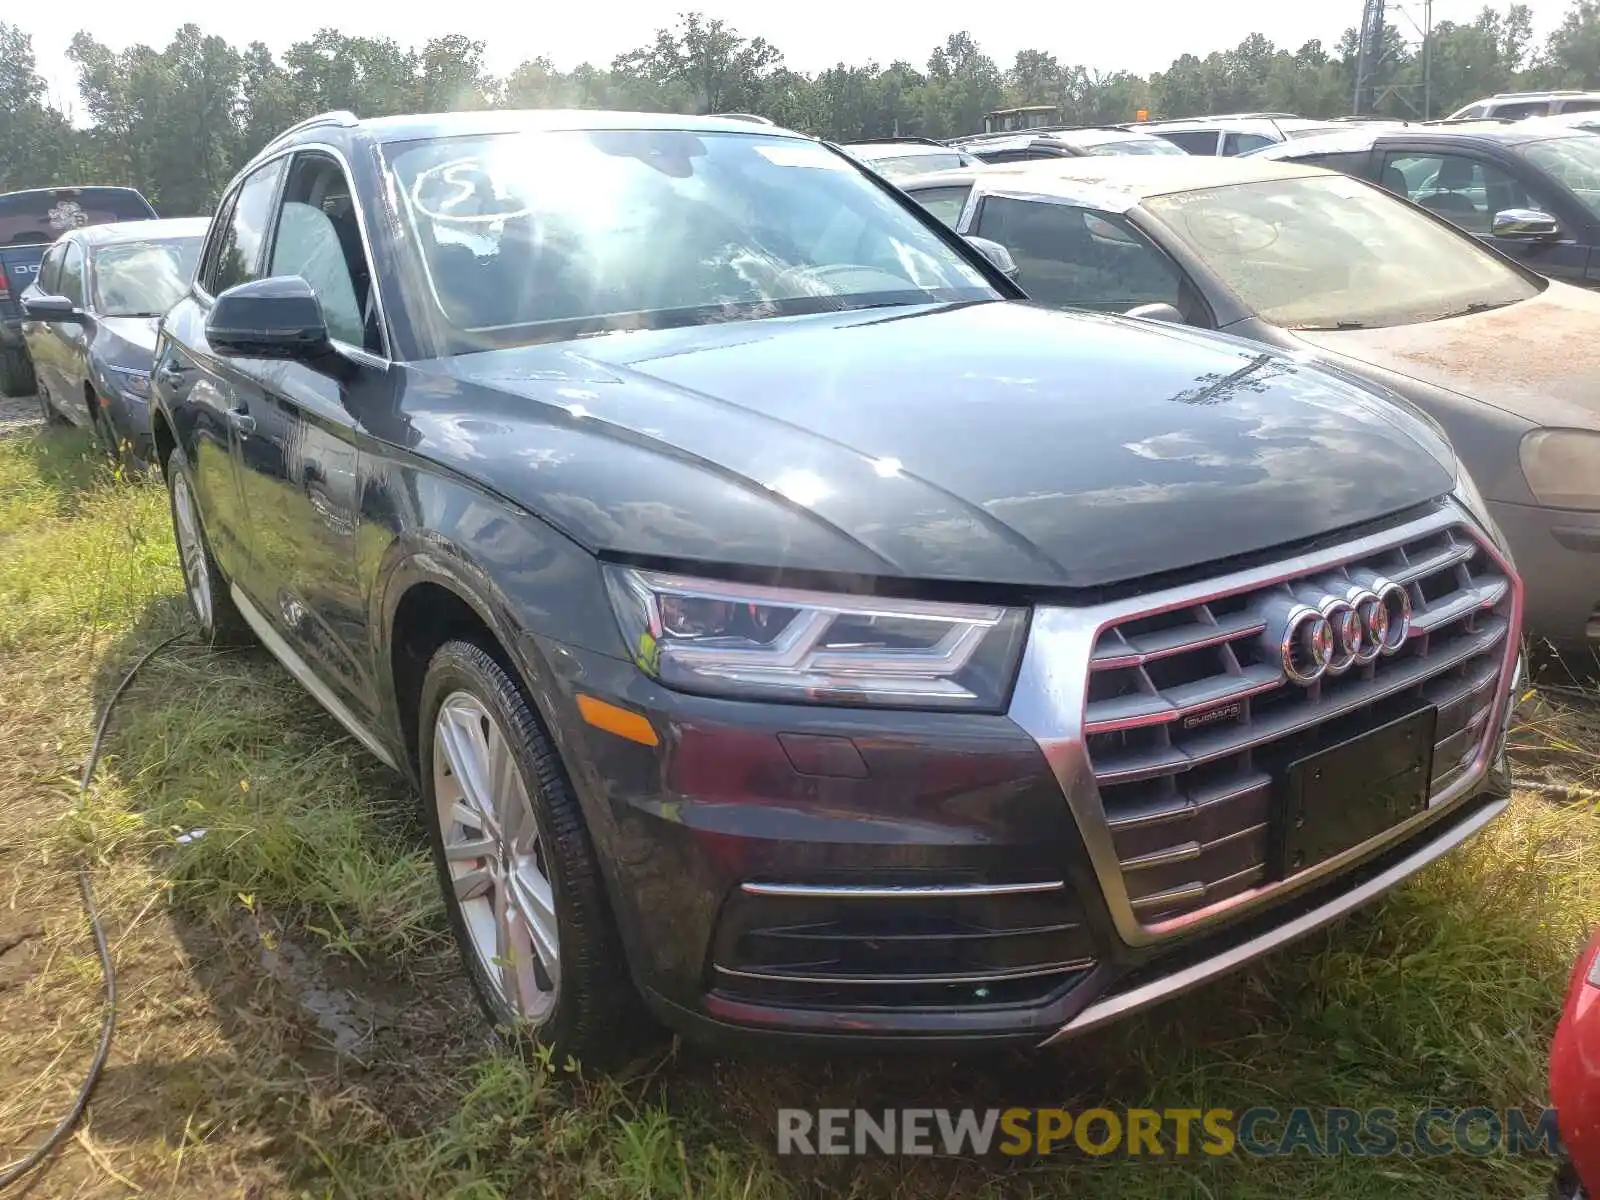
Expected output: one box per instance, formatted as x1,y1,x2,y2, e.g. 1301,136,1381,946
709,883,1094,1010
1079,508,1516,928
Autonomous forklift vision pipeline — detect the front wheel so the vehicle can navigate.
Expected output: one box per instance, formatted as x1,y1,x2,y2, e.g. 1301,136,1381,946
418,639,650,1067
164,442,252,644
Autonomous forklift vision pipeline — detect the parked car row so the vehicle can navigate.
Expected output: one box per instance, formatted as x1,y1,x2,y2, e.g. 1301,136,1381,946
1,115,1584,1179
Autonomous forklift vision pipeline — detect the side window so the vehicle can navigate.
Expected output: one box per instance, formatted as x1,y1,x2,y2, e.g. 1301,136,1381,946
1487,100,1548,120
36,243,65,295
1460,105,1488,119
910,185,974,229
1223,132,1278,155
196,190,239,295
1296,151,1369,175
1384,153,1548,236
1157,130,1221,155
207,158,287,296
974,196,1196,319
57,242,85,306
1558,98,1600,114
267,152,381,353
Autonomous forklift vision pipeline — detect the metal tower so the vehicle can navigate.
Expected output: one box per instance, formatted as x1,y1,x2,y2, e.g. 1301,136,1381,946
1353,0,1387,114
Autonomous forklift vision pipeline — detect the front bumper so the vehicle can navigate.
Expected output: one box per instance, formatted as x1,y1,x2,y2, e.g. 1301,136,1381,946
530,503,1521,1049
1488,499,1600,653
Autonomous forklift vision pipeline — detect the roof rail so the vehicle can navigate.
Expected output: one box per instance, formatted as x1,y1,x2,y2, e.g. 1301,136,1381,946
1490,89,1591,99
710,112,775,125
257,110,360,156
852,135,952,147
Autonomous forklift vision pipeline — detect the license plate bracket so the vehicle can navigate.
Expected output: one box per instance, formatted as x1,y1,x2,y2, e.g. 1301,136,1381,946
1277,703,1438,877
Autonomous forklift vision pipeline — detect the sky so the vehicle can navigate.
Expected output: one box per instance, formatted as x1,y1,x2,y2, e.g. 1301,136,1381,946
15,0,1581,116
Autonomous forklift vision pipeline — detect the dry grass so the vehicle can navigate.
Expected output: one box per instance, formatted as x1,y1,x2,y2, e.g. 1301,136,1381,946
0,424,1596,1198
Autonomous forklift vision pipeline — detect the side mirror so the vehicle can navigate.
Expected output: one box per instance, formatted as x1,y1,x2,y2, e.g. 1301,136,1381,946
206,275,332,360
1491,208,1560,241
1125,302,1186,324
23,294,85,324
964,235,1020,281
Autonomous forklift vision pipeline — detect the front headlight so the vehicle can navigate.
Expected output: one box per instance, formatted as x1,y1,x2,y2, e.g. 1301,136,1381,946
602,566,1028,710
1520,428,1600,511
105,366,151,400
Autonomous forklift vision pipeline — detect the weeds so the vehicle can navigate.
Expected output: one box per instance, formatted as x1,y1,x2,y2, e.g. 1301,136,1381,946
0,424,1596,1197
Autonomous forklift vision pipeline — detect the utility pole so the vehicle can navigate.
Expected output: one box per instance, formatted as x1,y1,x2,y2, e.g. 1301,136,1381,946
1353,0,1388,115
1422,0,1434,119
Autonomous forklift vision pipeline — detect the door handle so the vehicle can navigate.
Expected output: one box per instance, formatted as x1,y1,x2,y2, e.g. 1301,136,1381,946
225,407,256,436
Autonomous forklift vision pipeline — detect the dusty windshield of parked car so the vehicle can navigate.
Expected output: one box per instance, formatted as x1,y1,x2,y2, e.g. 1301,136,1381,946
383,129,998,346
1145,174,1540,329
1520,134,1600,220
91,238,202,317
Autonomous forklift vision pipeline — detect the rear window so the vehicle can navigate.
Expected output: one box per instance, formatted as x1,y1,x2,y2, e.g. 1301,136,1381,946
0,189,157,247
1155,130,1221,155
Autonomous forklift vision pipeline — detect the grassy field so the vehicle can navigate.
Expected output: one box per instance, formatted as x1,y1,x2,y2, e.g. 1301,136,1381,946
0,424,1596,1198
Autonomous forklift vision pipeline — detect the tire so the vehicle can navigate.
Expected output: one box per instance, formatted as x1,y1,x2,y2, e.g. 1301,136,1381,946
0,345,35,400
163,441,252,644
418,639,651,1067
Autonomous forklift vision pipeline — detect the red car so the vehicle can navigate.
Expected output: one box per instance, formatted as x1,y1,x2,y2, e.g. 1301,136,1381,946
1554,931,1600,1199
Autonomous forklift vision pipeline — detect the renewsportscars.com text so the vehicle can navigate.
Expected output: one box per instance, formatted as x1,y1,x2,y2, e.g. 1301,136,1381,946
776,1106,1561,1158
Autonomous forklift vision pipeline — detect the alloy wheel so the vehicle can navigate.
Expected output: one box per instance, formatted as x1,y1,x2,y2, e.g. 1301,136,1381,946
433,691,560,1023
170,470,213,629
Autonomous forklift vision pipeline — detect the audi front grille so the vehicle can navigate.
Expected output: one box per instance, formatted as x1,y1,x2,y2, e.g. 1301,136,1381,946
1011,501,1520,948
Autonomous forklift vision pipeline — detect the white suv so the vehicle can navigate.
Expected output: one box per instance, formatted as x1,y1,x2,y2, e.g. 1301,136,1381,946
1448,90,1600,120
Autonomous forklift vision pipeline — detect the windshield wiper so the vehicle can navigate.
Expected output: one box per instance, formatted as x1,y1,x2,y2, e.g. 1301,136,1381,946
1293,321,1368,331
1432,299,1517,321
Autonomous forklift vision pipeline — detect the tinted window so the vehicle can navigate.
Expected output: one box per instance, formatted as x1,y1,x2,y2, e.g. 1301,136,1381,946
92,237,203,318
974,196,1185,314
909,185,973,229
1487,100,1549,119
1145,173,1539,329
1296,151,1371,174
1384,152,1549,236
57,242,85,306
1223,132,1278,155
383,129,997,350
1155,130,1220,155
0,188,156,246
1557,98,1600,114
206,159,286,295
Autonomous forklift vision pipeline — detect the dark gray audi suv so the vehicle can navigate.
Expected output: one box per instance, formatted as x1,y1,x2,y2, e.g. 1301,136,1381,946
149,108,1522,1062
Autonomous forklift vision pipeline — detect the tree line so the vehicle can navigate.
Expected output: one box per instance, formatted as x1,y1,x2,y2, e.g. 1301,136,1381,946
4,3,1600,217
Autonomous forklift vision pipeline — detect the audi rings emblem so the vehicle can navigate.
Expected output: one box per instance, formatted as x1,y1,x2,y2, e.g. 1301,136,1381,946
1256,576,1412,687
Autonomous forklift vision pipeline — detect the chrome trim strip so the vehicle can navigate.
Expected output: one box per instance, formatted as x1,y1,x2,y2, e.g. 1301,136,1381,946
1006,501,1523,949
715,959,1095,987
738,880,1064,899
230,585,399,771
1040,795,1509,1043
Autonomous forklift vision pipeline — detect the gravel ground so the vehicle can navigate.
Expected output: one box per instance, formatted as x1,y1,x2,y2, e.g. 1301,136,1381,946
0,392,41,438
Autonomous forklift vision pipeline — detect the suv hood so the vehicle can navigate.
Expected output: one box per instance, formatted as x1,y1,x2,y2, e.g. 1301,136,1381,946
410,302,1456,590
1293,282,1600,429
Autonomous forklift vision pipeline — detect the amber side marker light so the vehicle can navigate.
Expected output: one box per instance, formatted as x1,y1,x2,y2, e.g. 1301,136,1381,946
576,694,660,747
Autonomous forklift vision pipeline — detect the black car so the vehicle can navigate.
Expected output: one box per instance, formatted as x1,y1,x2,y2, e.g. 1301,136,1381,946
151,108,1521,1061
0,186,160,397
20,217,207,461
1247,124,1600,287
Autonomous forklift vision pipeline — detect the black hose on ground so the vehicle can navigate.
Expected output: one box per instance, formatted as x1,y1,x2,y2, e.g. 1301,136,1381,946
0,630,192,1193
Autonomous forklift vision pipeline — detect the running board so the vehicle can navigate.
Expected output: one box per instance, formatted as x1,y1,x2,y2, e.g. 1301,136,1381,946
230,584,399,772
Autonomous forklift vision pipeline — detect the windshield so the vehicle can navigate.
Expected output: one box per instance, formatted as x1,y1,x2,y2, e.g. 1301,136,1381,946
1079,137,1186,157
1144,173,1540,329
864,150,972,178
1520,135,1600,220
383,129,997,349
91,237,202,318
